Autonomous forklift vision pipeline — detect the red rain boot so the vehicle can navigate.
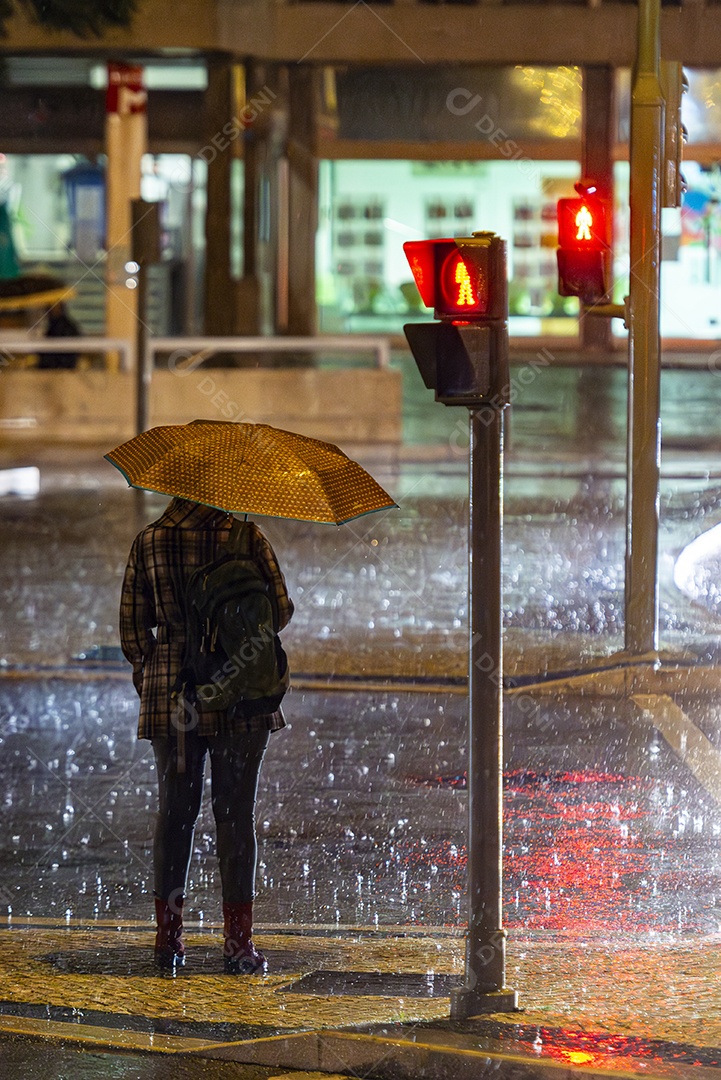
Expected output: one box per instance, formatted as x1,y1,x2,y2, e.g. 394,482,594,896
223,901,267,974
154,895,186,969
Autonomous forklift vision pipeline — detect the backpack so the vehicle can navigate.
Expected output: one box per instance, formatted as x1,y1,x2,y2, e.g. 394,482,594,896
177,519,289,716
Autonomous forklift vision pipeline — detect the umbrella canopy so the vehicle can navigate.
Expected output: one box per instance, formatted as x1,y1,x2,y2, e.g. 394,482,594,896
105,419,398,525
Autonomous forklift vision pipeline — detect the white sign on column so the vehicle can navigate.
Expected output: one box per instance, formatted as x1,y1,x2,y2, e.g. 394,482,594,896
105,62,147,373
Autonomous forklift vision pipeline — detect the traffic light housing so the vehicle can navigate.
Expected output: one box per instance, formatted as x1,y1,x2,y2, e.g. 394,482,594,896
660,60,688,209
556,190,608,304
403,234,507,321
403,232,509,407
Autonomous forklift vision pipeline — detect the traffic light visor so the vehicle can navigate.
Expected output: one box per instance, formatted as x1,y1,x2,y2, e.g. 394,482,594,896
403,238,490,317
557,198,605,250
403,239,438,308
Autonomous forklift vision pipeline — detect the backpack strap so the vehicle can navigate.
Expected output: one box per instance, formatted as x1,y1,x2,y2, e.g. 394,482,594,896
225,517,280,631
225,517,251,557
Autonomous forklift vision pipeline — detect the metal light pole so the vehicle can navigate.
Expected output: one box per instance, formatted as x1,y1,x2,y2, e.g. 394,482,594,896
134,256,150,438
625,0,664,655
450,402,517,1019
130,199,161,437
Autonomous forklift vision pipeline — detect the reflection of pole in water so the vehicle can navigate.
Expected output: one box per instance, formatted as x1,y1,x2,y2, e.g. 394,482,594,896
576,367,619,447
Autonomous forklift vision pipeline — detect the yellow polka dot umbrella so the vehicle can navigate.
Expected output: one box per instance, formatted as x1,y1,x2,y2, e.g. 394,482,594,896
105,420,398,525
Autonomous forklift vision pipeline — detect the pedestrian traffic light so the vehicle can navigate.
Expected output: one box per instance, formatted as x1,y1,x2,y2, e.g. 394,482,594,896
661,60,688,209
403,234,506,321
402,232,509,407
556,187,608,304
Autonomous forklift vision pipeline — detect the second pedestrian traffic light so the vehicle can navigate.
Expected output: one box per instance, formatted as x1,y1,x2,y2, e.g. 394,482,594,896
556,190,608,303
402,232,509,407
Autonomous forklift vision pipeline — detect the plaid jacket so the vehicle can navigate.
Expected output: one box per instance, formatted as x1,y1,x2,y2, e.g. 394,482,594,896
120,498,293,739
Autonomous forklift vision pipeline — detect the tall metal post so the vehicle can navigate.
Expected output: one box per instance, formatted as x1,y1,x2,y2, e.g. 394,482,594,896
451,403,517,1018
130,198,161,437
135,263,149,437
625,0,664,655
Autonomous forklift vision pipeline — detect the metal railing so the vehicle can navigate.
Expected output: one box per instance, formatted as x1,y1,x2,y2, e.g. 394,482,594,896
142,335,391,434
0,335,390,371
147,335,391,371
0,337,133,369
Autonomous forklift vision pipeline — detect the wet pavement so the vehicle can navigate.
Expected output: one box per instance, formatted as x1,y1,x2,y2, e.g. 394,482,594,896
3,678,721,932
3,450,721,681
1,916,721,1079
2,359,721,1075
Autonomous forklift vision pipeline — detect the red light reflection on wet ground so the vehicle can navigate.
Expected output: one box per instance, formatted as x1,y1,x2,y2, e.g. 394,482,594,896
408,769,721,933
477,1021,721,1071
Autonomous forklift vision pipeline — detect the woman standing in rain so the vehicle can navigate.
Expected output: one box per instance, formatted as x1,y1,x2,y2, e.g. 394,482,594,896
119,496,293,973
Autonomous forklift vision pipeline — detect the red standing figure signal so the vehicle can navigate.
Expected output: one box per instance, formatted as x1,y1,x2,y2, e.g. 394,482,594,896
556,188,608,304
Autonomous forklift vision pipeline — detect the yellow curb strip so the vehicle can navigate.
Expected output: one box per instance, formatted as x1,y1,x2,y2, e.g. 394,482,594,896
0,1016,330,1062
323,1032,660,1080
267,1074,349,1080
0,1017,689,1080
188,1031,319,1053
0,1015,223,1054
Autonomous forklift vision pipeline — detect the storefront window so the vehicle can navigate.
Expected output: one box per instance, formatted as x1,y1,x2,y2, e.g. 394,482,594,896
2,154,75,259
613,156,721,341
317,158,581,337
0,152,205,335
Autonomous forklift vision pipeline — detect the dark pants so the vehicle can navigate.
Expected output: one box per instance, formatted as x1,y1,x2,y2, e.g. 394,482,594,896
151,728,270,906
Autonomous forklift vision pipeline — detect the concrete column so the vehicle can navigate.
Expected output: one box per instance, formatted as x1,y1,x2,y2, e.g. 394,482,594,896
105,63,147,372
204,56,237,337
236,60,273,336
285,65,319,336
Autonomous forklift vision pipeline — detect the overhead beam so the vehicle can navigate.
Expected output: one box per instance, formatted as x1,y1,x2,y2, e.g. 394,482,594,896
0,4,713,66
217,5,705,66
